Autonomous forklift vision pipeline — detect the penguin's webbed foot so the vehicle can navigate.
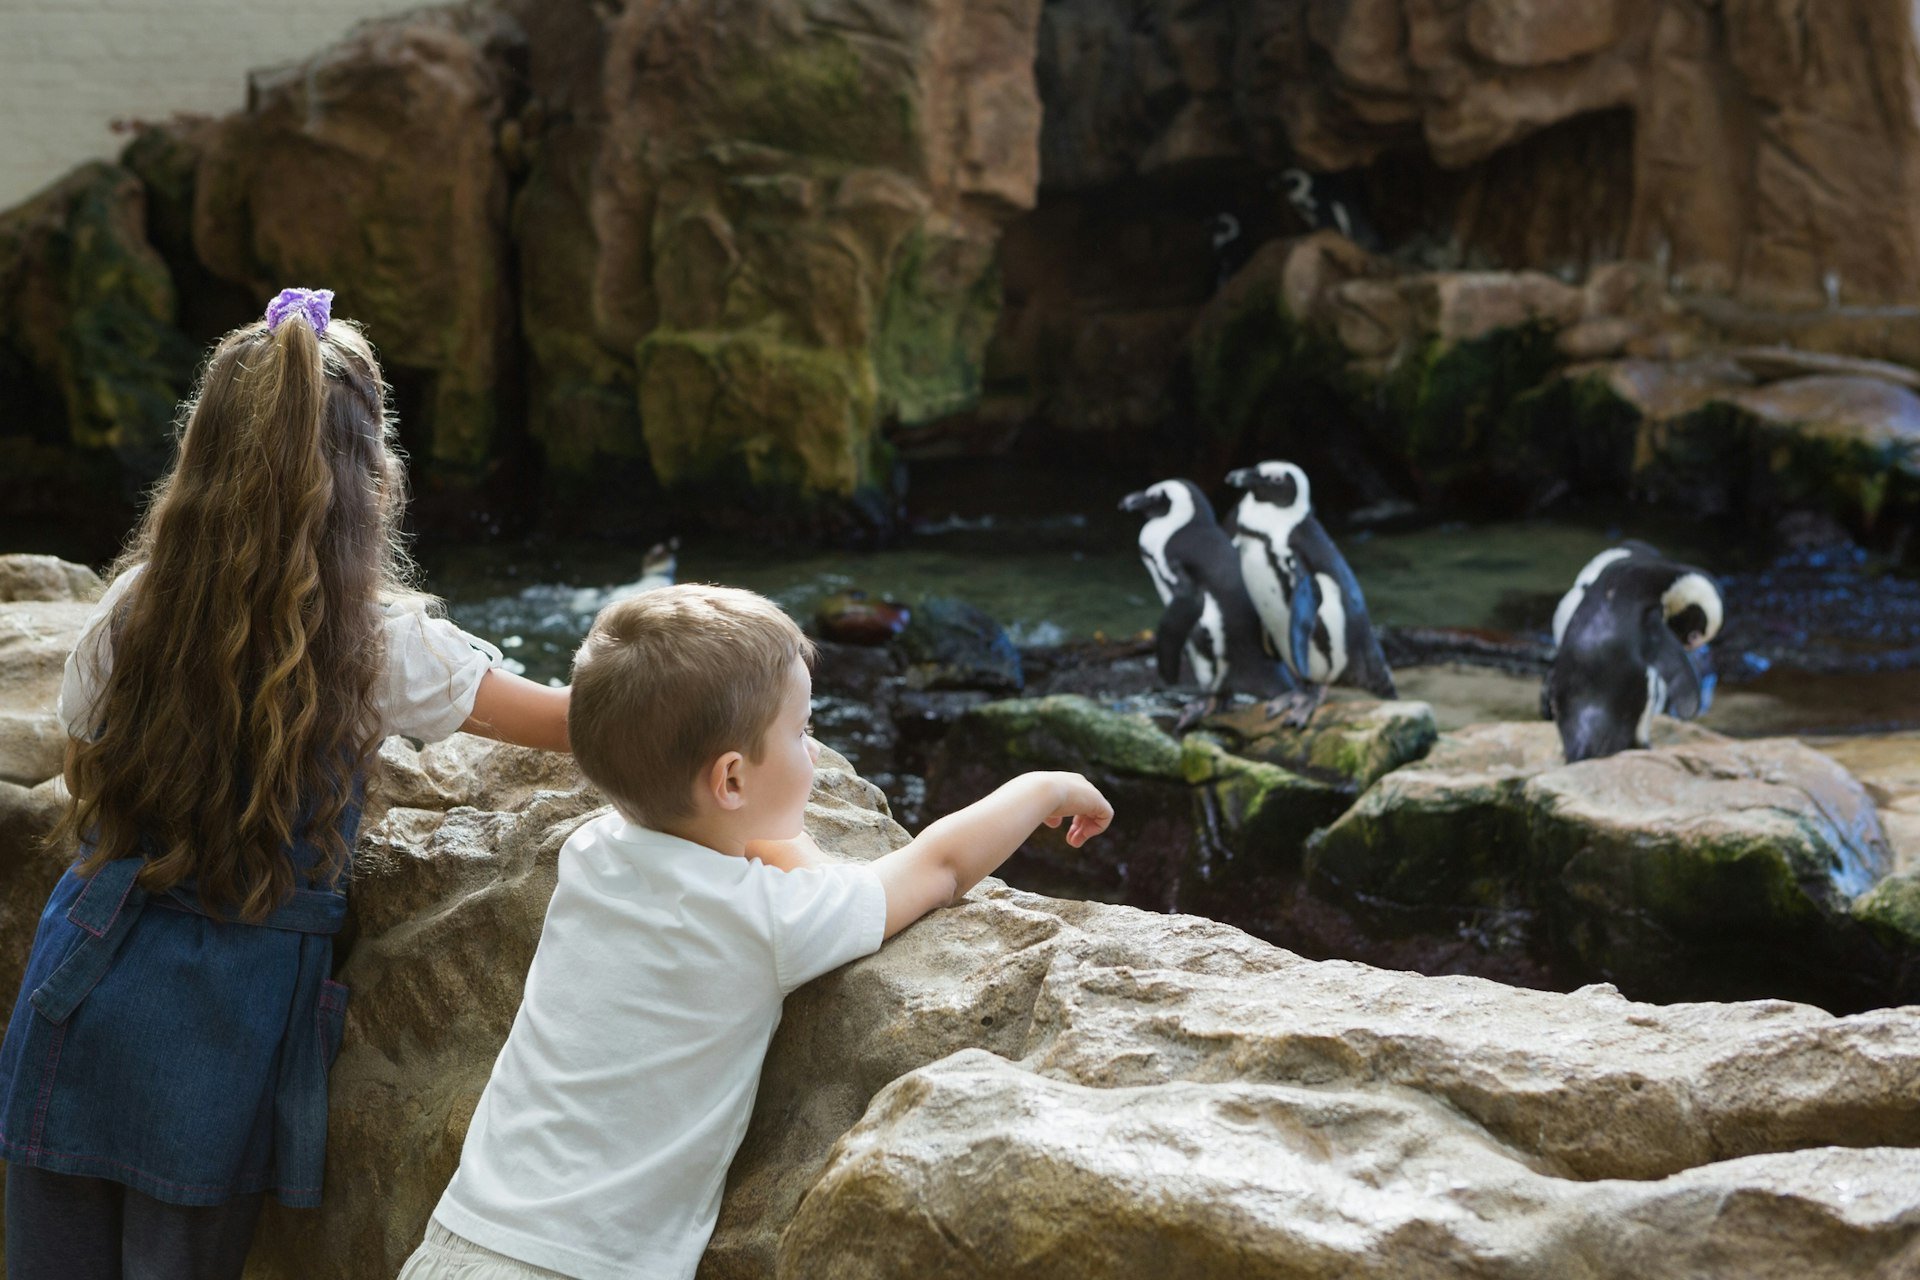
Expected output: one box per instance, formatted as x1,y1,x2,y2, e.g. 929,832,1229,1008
1265,685,1325,728
1174,695,1219,736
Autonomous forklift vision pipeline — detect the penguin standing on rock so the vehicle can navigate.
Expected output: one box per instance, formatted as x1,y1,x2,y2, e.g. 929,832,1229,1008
1543,543,1724,763
1120,480,1292,731
1225,461,1398,725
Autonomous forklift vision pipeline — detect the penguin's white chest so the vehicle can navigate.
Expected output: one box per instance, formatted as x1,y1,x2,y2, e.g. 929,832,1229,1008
1235,535,1295,665
1191,595,1226,690
1308,573,1348,683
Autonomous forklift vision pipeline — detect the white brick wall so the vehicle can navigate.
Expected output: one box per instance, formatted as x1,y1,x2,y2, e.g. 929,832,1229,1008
0,0,429,210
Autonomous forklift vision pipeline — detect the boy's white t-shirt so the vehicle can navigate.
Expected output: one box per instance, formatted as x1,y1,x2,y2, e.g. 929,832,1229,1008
429,812,888,1280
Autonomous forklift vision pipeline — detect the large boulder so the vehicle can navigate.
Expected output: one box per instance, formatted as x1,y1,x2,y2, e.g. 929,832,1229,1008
218,729,1920,1279
1309,725,1910,1008
0,554,101,604
0,161,200,503
0,596,93,788
191,6,526,478
515,0,1044,525
922,695,1348,911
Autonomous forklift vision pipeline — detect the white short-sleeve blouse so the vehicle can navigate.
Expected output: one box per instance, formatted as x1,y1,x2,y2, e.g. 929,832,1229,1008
56,565,504,744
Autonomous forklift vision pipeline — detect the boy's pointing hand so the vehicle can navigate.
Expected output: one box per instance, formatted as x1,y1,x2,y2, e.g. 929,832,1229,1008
1040,773,1114,848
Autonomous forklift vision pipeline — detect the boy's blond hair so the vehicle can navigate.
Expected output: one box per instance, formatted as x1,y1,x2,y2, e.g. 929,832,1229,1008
569,584,816,826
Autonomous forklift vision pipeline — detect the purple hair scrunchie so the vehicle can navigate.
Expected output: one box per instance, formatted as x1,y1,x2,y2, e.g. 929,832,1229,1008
264,287,334,335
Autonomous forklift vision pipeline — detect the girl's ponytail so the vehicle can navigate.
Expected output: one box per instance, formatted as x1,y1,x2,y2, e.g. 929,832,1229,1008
62,288,409,922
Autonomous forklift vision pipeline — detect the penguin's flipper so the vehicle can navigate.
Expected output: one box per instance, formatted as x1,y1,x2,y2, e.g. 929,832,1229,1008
1156,591,1205,686
1646,611,1705,719
1288,571,1321,682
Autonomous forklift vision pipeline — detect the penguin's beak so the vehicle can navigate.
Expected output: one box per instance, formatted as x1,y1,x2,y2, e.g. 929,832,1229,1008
1226,468,1254,489
1119,490,1151,513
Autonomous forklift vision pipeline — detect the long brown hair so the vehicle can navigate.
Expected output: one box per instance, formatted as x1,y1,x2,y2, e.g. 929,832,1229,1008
54,312,418,921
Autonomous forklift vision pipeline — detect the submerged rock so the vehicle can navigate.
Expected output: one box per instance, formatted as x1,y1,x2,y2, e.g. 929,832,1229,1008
895,597,1023,694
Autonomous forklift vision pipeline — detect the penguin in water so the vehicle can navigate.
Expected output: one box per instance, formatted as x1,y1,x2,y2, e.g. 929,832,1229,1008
1224,461,1398,725
1120,479,1293,731
1542,543,1723,763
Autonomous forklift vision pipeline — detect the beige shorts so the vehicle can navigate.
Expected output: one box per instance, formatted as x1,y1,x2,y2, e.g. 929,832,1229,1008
397,1220,577,1280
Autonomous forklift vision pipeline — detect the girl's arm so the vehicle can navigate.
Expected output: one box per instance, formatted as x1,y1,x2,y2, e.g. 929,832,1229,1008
870,772,1111,939
459,668,571,752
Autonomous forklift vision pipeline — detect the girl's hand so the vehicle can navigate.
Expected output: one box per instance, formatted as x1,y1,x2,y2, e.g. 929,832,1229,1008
1039,772,1114,848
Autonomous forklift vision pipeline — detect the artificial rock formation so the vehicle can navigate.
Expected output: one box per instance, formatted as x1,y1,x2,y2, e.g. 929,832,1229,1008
241,731,1920,1279
1309,721,1911,1009
192,6,527,476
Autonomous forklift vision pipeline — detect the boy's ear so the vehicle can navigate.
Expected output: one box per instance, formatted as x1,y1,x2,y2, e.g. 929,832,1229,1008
705,751,747,811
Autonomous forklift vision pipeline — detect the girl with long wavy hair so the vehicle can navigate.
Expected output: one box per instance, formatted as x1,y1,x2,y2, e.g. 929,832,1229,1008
0,290,571,1279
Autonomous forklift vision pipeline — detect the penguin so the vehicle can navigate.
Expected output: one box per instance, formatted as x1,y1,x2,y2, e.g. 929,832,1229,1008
1224,461,1398,725
1542,543,1723,763
1210,212,1245,290
567,537,680,615
1119,480,1292,730
1276,168,1380,251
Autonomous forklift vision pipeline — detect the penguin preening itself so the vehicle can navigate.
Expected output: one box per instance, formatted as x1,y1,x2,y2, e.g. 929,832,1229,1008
1120,480,1292,731
1224,461,1398,725
1542,543,1724,763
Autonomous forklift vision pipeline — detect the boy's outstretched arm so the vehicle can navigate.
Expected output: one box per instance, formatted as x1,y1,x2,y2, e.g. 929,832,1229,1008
871,772,1112,939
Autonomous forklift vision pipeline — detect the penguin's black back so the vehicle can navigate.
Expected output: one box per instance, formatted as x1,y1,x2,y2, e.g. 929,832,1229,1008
1290,514,1397,698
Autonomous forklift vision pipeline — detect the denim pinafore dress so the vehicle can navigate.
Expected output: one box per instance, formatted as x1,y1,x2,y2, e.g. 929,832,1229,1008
0,782,360,1208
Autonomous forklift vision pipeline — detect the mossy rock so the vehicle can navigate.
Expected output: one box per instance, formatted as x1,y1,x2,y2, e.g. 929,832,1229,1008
715,32,918,170
1525,739,1893,1002
1200,698,1438,792
1187,275,1357,455
873,228,1001,427
943,695,1184,780
1377,323,1565,495
925,696,1339,910
1304,721,1550,911
895,597,1023,694
1177,735,1349,888
1853,870,1920,950
0,161,198,486
635,326,890,500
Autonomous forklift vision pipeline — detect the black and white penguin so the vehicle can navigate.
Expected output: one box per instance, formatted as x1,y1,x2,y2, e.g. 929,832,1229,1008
1120,479,1292,729
1224,461,1398,724
1542,543,1724,763
1276,168,1380,251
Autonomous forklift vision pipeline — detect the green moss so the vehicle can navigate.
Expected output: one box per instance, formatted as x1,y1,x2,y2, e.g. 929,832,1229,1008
964,696,1184,778
1189,288,1353,452
635,326,888,498
719,35,916,167
1304,770,1534,908
872,229,1000,426
0,163,197,481
1853,871,1920,948
1380,323,1563,484
1497,367,1642,496
1181,735,1348,876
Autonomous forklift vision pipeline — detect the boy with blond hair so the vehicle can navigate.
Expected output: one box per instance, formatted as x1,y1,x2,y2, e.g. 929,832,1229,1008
401,584,1113,1280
